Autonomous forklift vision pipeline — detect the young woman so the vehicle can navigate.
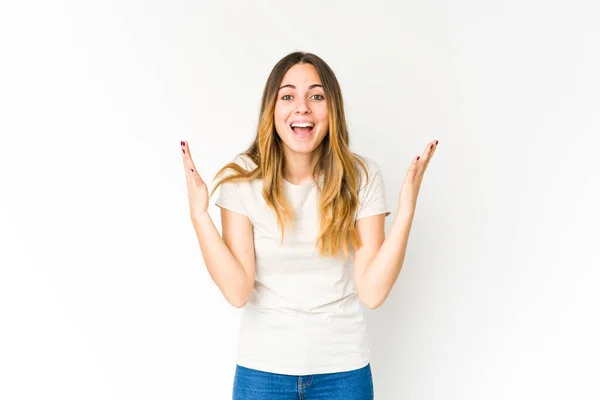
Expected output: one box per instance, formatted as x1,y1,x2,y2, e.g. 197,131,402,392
180,52,437,399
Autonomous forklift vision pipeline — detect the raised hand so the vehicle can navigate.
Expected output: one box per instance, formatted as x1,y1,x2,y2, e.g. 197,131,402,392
398,139,438,213
181,140,209,221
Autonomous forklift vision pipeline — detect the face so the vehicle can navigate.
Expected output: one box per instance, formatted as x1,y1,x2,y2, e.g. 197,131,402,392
274,63,329,156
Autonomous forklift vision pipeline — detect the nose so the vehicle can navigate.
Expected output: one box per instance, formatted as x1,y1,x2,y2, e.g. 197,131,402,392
294,98,310,114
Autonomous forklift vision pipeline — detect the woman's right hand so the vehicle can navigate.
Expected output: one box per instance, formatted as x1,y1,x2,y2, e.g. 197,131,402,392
181,140,209,221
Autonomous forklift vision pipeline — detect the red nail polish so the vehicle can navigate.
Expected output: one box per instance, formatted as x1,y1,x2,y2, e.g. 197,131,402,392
430,144,433,149
191,169,194,172
417,156,420,160
182,149,185,154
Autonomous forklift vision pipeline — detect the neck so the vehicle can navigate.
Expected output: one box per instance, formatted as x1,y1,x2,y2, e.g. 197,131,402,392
281,146,321,185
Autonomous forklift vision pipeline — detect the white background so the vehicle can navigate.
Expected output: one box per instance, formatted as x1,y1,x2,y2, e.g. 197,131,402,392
1,1,599,399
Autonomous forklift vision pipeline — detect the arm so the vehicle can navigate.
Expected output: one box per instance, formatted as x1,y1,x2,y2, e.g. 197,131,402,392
180,141,255,308
192,209,255,308
354,139,438,309
353,209,414,310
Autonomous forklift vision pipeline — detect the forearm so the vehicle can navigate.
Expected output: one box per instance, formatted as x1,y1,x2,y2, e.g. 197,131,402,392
191,213,252,307
361,209,415,309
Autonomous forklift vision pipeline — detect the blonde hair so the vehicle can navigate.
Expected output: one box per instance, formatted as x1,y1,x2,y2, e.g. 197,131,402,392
210,52,370,260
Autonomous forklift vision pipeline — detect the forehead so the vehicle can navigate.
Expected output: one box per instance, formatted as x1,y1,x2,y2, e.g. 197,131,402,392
280,63,321,87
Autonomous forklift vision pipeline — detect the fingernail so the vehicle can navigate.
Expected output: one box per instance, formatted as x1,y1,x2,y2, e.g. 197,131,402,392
182,149,186,154
191,169,194,172
430,144,433,149
417,156,420,160
181,141,185,146
435,140,438,145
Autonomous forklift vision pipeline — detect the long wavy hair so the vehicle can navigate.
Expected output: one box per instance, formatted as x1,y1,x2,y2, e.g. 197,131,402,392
209,51,369,259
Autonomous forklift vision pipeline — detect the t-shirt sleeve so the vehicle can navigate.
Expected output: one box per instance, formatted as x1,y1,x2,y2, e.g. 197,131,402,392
214,180,249,217
356,160,392,220
214,155,251,218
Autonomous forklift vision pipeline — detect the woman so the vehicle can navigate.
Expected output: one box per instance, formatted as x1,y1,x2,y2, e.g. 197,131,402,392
180,51,437,399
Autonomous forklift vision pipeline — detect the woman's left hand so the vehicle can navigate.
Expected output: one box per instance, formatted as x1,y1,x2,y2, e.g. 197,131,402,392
398,139,438,213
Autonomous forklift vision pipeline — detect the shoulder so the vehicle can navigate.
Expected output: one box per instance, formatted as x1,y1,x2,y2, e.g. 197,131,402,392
232,153,258,171
219,153,257,181
225,154,261,194
354,153,381,170
353,153,383,184
353,153,391,219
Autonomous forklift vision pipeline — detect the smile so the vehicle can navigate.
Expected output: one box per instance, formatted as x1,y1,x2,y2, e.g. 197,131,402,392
290,122,316,138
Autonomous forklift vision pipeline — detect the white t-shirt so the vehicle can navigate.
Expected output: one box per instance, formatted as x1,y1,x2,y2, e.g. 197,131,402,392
214,153,391,375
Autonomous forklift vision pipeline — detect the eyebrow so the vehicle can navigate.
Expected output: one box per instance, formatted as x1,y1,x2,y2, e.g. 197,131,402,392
278,84,323,91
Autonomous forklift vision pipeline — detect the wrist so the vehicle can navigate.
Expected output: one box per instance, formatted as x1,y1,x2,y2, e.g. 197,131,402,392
395,207,415,221
191,211,211,225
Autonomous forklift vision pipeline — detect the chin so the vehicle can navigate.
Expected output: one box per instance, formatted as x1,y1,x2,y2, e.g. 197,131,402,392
286,142,317,154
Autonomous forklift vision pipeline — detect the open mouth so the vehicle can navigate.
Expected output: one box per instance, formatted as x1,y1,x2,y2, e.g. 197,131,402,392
290,122,315,137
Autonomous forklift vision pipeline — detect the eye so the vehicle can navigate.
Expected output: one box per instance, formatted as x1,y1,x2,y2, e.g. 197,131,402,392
281,94,293,100
311,94,325,100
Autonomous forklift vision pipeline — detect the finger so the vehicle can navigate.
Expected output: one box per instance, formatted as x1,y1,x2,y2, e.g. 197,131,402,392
422,139,438,170
180,141,194,185
180,141,199,175
180,141,204,185
407,154,420,179
423,140,436,157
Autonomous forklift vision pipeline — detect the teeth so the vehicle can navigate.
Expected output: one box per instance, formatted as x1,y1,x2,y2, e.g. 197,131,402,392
291,122,314,128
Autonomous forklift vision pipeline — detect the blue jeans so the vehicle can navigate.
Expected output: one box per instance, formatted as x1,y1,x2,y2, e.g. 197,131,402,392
232,363,374,399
